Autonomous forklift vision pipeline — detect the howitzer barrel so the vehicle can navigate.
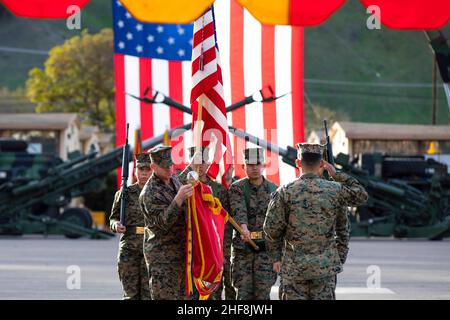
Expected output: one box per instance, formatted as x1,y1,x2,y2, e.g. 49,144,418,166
47,152,97,175
11,151,102,196
228,126,297,167
226,96,254,113
163,96,192,114
229,126,281,153
141,124,191,150
368,180,405,197
11,180,43,196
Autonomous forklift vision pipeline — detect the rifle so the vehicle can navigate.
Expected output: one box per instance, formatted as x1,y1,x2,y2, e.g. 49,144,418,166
119,123,130,225
323,120,334,166
323,120,334,180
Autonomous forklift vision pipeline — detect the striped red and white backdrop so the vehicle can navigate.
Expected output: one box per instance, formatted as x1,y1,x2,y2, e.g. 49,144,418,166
114,0,304,186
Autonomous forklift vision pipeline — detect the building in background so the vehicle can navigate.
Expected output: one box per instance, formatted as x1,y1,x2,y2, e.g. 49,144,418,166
309,121,450,170
0,113,113,160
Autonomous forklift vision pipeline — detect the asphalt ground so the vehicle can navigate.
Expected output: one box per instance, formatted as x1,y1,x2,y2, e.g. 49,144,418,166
0,236,449,300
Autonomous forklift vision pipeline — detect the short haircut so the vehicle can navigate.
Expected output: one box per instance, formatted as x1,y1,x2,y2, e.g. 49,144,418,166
300,153,321,167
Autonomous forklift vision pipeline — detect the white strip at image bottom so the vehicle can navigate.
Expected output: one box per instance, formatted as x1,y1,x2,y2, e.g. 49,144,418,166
267,276,395,300
269,285,395,300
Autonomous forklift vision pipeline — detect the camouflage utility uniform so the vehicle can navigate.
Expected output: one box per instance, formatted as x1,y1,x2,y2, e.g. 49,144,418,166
229,148,278,300
139,146,186,300
110,183,150,300
264,143,368,300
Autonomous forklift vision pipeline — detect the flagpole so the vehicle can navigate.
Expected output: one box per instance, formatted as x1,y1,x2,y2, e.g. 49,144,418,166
193,95,259,251
195,95,204,164
185,96,204,299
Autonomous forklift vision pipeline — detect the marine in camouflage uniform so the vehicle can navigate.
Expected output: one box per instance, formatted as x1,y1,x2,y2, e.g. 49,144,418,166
139,146,194,300
110,153,151,300
264,143,368,300
229,148,279,300
181,147,234,300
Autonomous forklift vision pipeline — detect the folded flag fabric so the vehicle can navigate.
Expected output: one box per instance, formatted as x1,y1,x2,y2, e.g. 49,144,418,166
186,181,228,300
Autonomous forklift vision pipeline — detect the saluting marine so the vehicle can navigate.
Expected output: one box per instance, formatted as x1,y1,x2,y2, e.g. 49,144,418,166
264,143,368,300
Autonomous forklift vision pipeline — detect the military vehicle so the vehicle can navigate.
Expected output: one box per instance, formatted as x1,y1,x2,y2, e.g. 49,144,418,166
2,82,448,240
0,127,189,239
0,87,276,240
335,153,450,239
133,88,450,240
230,127,450,240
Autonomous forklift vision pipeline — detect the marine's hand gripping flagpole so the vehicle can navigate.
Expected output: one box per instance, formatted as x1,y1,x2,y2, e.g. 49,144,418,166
227,216,260,250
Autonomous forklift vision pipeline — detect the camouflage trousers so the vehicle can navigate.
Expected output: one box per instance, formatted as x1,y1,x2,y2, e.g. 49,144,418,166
211,248,235,300
211,225,235,300
231,249,277,300
278,274,283,300
145,258,185,300
117,239,151,300
281,275,336,300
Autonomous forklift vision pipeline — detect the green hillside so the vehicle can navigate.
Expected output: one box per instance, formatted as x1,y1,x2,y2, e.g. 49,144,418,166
0,0,112,89
303,1,448,125
0,0,448,125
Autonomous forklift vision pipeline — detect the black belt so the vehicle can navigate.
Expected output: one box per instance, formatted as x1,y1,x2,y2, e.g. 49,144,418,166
250,231,263,240
125,226,145,235
247,230,266,252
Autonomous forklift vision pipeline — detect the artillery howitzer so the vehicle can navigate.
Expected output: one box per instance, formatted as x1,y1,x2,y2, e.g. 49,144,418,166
227,128,450,240
6,86,445,240
0,85,279,240
137,89,450,240
0,128,187,239
335,153,450,240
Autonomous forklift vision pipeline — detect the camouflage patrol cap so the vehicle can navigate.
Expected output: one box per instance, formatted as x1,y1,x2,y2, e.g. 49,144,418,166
188,146,210,163
135,153,151,168
243,147,265,165
149,145,173,168
296,143,324,164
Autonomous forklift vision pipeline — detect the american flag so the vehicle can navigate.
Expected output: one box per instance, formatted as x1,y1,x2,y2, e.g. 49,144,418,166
113,0,304,185
113,0,193,176
190,6,231,185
